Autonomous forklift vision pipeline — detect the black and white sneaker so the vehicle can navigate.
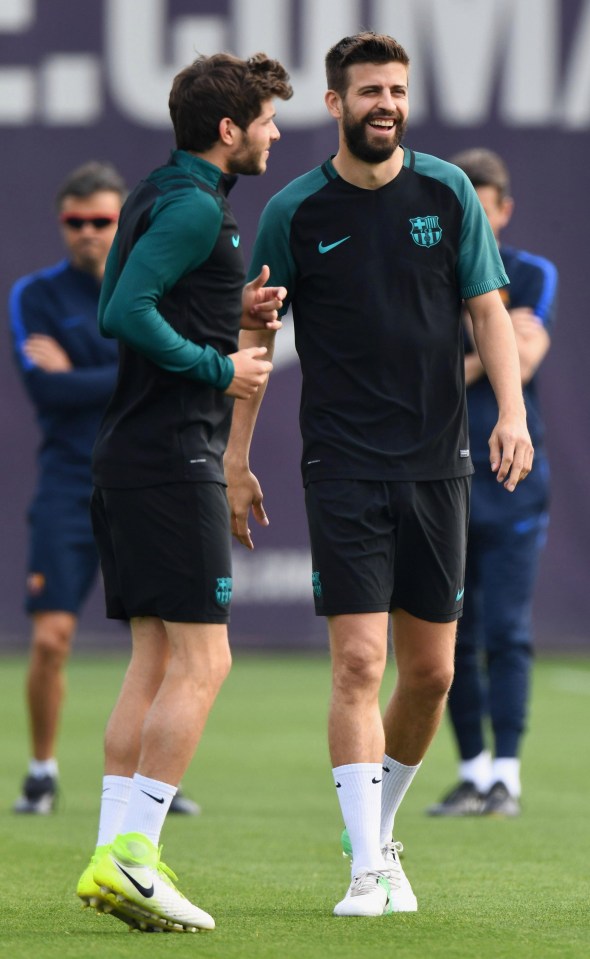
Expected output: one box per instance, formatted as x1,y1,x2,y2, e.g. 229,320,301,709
481,781,521,817
169,788,201,816
13,773,57,814
426,780,484,816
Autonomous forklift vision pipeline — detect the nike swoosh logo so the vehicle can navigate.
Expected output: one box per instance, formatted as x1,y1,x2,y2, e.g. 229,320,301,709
232,234,240,247
456,587,465,602
141,790,165,804
116,863,155,898
318,235,351,254
335,781,342,788
382,766,390,773
372,777,382,784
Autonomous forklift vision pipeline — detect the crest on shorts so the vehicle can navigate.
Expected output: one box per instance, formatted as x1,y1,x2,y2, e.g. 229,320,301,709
409,215,442,247
215,577,233,605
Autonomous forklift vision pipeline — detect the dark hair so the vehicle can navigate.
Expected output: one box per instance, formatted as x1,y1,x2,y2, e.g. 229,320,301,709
169,52,292,152
55,161,127,210
449,148,511,199
325,32,410,96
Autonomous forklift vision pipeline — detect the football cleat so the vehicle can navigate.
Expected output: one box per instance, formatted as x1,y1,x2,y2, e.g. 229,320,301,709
13,773,57,814
169,788,201,816
92,832,215,932
334,869,396,917
426,780,484,816
77,844,162,931
481,781,521,817
340,829,417,911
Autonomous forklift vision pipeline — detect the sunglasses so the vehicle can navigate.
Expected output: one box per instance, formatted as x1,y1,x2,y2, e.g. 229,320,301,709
60,213,119,230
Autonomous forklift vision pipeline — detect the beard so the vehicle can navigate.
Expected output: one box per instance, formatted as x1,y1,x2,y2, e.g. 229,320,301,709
227,132,267,176
342,105,407,164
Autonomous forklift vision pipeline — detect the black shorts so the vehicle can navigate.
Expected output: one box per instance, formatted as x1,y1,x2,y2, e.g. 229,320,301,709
91,483,233,623
304,477,470,622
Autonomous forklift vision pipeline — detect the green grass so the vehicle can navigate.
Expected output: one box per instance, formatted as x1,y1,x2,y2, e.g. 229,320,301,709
1,650,589,958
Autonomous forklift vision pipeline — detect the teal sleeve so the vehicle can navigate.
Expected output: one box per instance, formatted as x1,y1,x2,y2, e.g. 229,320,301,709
455,175,509,298
247,194,298,315
99,189,234,390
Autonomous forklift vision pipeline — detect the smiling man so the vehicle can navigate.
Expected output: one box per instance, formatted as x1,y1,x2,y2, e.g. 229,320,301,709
224,33,533,917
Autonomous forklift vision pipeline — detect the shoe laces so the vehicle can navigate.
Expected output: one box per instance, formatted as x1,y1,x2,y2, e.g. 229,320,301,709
155,845,179,885
350,870,388,896
381,843,404,888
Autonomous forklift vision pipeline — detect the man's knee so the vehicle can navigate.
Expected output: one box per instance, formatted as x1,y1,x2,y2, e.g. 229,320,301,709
31,614,75,664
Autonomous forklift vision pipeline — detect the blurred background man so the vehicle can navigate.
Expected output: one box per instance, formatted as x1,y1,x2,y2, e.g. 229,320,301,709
9,161,199,816
428,148,558,818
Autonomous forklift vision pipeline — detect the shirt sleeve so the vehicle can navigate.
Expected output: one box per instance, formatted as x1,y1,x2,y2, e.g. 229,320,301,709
455,176,509,299
247,193,298,316
99,189,234,391
9,275,118,412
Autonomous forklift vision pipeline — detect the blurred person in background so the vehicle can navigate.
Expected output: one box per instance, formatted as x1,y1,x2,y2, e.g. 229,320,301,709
9,161,199,817
427,148,558,818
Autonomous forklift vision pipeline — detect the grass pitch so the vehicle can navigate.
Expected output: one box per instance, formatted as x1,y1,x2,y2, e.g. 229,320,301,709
0,650,589,959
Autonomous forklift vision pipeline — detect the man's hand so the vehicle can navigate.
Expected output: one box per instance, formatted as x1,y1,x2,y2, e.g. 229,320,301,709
224,346,272,399
241,264,286,331
225,464,268,550
23,334,72,372
489,413,534,492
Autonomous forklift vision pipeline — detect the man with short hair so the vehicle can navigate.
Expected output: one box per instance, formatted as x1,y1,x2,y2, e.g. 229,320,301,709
10,162,125,814
224,33,533,917
427,148,557,818
76,51,292,933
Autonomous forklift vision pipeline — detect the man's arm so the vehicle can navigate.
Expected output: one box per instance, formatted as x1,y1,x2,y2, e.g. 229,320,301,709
466,289,534,491
464,307,550,387
224,328,277,548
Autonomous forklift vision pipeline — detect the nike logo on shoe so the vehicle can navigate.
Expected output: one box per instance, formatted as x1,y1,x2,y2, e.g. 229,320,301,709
116,863,155,898
141,790,165,804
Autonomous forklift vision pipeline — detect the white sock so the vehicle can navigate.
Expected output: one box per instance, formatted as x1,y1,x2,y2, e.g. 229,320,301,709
29,758,58,778
380,755,421,845
96,775,133,847
459,750,492,793
333,763,384,873
491,758,521,797
119,773,177,845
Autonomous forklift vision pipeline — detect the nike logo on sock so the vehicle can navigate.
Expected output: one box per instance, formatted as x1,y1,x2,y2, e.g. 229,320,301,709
382,766,390,773
372,777,382,784
116,863,155,898
335,782,342,788
141,790,165,804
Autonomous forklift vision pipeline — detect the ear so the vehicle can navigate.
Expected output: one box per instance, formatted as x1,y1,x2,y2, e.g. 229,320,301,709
500,196,514,229
325,89,342,120
218,117,236,146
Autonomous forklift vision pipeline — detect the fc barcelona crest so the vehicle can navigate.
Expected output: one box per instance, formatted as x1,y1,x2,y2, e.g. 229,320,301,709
215,576,233,605
409,215,443,248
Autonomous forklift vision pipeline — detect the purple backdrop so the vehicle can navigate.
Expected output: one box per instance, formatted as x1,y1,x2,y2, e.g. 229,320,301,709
1,0,588,649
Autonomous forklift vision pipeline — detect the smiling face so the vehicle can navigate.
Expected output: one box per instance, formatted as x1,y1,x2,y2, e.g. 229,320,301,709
227,99,281,176
333,61,409,164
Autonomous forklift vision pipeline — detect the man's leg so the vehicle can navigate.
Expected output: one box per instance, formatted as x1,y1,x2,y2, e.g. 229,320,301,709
380,610,456,837
88,616,230,931
14,611,76,813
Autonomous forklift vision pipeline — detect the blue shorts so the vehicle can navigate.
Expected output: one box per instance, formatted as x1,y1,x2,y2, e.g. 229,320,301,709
25,490,99,614
304,477,470,622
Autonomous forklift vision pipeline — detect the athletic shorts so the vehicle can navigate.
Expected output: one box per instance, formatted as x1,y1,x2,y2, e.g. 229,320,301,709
91,482,233,623
304,477,470,622
25,490,99,614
